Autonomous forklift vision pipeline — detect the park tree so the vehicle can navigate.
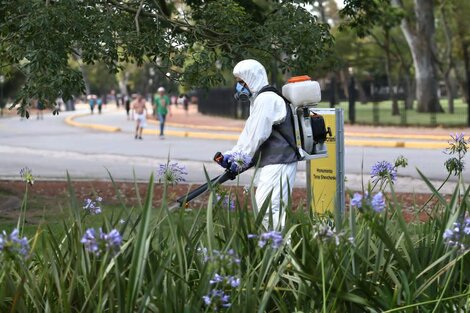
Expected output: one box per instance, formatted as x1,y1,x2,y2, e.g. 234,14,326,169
449,0,470,126
341,0,443,113
0,0,332,117
341,1,404,115
391,0,443,113
435,0,456,114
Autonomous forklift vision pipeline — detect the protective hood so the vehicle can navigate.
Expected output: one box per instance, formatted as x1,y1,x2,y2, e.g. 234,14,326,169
233,59,269,94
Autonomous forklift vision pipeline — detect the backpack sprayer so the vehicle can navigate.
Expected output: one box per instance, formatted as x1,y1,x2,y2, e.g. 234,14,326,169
169,76,331,210
282,75,332,160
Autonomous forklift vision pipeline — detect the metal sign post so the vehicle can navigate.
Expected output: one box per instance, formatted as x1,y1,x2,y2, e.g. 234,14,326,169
307,108,345,222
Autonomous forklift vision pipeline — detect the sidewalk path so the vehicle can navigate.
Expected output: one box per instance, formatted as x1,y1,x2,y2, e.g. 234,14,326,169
67,103,470,149
0,104,466,193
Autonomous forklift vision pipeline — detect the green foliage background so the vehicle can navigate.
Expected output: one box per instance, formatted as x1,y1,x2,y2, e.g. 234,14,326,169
0,0,333,116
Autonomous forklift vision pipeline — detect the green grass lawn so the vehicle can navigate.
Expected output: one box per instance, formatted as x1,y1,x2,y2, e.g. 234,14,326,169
317,98,469,127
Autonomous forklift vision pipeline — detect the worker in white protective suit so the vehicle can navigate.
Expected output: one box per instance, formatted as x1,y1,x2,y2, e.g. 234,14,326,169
220,59,299,230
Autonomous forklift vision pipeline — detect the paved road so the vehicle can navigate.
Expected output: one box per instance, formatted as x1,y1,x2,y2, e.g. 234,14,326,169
0,107,467,193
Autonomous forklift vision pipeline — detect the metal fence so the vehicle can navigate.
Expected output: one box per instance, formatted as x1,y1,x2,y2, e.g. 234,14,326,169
196,88,250,119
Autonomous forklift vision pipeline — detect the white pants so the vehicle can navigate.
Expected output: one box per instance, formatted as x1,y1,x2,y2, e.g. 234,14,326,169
255,162,297,231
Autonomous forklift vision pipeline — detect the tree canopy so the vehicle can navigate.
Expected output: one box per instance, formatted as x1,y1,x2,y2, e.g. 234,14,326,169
0,0,333,117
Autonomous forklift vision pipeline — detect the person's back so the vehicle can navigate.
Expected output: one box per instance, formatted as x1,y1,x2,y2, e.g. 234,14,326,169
154,87,171,138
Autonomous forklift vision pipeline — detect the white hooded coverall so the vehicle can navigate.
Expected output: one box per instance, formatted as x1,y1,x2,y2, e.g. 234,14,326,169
227,59,297,230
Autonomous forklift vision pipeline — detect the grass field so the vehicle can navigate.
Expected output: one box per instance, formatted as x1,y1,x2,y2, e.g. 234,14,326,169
318,98,470,127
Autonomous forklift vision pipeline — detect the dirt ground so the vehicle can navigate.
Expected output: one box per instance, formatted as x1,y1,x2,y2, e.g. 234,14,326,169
0,180,441,225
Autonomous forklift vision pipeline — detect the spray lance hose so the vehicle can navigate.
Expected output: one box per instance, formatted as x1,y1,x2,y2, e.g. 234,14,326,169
168,152,253,211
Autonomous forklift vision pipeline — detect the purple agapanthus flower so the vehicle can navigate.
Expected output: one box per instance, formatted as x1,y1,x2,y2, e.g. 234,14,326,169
258,231,283,249
209,273,225,284
202,289,231,310
350,192,363,208
371,192,385,212
371,160,397,183
449,133,467,147
19,167,34,185
81,228,99,254
0,228,30,259
101,229,122,254
444,133,468,175
227,276,240,288
205,249,241,265
443,218,470,252
157,162,188,185
81,228,122,256
229,151,252,172
216,194,236,211
83,196,103,215
209,274,241,288
350,191,385,213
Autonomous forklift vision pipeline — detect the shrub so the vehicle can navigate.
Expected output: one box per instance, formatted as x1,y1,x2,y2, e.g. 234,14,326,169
1,135,469,312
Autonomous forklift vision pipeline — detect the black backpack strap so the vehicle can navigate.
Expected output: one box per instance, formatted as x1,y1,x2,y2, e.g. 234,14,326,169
258,85,290,103
258,86,302,160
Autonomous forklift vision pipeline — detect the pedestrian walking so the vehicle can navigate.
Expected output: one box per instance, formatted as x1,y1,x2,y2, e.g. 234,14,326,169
36,99,45,120
179,94,190,115
124,94,131,120
97,96,103,114
132,95,147,140
154,87,171,139
88,95,96,114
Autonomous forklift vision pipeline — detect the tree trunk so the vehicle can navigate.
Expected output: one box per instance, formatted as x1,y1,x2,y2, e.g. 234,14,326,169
439,4,455,114
462,41,470,126
384,30,399,115
340,68,350,98
455,70,469,104
454,11,470,126
317,0,328,24
357,80,367,104
392,0,443,113
117,71,129,97
403,69,414,110
444,70,454,113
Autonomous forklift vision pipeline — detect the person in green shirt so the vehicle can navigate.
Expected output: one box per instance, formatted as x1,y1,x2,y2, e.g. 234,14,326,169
154,86,171,138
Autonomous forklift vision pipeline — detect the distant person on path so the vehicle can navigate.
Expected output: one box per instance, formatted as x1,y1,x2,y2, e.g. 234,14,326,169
97,96,103,114
88,95,96,114
179,94,190,115
0,98,5,117
132,95,147,140
124,94,131,120
154,87,171,139
36,99,45,120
